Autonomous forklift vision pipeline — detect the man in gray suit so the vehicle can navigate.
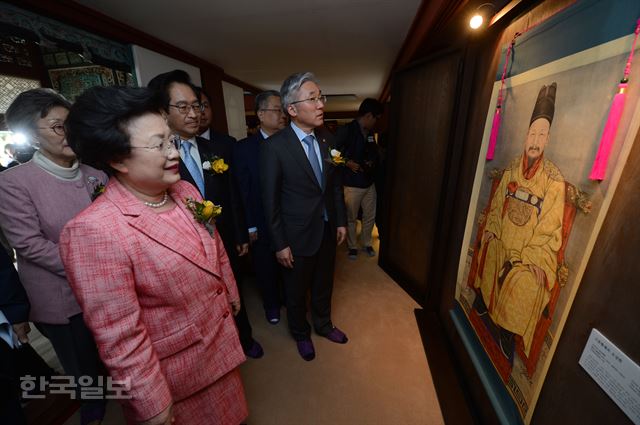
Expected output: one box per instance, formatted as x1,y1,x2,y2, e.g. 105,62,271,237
260,72,348,361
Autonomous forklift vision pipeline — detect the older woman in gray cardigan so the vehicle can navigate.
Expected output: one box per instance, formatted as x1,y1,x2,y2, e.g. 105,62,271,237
0,89,108,425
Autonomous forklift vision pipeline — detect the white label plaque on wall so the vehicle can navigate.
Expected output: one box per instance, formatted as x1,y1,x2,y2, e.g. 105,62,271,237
579,328,640,424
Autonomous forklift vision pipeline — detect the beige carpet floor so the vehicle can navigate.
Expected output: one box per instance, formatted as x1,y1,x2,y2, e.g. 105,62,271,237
62,232,444,425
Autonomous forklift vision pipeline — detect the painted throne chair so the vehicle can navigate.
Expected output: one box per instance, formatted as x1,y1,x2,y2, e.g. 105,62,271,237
466,168,590,379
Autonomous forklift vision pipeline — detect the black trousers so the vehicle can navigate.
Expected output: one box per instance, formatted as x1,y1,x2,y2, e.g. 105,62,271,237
223,240,255,351
251,235,281,311
282,223,336,341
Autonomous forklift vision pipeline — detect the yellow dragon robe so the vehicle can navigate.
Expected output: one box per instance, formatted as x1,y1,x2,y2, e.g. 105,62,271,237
475,154,564,355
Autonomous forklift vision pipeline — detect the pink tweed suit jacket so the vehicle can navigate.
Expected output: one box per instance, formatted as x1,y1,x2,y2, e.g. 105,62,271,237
59,178,246,423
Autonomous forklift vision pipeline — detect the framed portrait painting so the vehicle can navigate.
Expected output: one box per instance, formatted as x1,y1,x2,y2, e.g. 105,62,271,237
453,0,640,423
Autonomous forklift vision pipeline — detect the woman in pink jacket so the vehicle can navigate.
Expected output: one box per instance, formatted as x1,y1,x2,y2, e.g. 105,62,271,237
60,86,248,425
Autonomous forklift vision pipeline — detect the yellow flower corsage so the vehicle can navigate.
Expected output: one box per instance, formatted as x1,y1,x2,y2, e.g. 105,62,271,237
202,156,229,174
184,198,222,235
328,149,346,166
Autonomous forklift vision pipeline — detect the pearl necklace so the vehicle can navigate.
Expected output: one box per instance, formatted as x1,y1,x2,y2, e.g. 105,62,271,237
143,192,169,208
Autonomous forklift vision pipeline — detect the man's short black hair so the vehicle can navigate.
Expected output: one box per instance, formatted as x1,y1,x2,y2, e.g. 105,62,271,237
65,86,163,173
147,69,197,112
255,90,281,115
358,98,383,117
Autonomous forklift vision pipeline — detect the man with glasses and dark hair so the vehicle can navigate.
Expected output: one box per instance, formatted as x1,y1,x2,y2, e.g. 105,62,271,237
148,70,264,359
260,72,348,361
336,98,383,260
234,90,286,325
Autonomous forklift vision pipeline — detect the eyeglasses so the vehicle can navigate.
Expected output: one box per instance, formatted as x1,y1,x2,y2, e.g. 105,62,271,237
169,103,204,115
290,95,327,106
38,124,65,136
131,135,180,156
260,108,284,114
201,101,210,110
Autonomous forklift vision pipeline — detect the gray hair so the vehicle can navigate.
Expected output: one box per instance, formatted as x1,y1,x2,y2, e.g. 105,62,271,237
255,90,281,114
5,88,71,136
280,72,318,112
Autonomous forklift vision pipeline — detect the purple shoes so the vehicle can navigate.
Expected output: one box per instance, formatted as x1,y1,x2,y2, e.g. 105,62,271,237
296,339,316,361
266,308,280,324
323,327,348,344
244,339,264,359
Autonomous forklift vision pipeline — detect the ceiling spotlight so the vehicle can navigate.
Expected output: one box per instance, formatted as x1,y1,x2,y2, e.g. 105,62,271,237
469,3,496,30
470,14,484,29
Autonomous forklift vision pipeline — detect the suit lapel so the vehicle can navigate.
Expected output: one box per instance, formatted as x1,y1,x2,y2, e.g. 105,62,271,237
106,179,219,277
282,127,322,191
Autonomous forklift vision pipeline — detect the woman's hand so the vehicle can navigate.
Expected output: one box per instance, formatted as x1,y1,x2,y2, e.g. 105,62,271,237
231,299,241,316
139,403,174,425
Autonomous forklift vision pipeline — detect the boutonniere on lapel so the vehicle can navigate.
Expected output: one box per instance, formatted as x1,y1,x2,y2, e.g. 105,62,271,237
202,156,229,174
184,198,222,236
87,176,105,201
325,149,346,166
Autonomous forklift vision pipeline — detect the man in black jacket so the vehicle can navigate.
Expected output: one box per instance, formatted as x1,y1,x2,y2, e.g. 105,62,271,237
335,98,383,260
260,72,348,361
234,91,286,324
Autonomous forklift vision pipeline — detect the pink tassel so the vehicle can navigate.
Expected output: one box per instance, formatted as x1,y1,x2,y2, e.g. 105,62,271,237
589,84,627,180
486,34,519,161
486,107,501,160
590,18,640,181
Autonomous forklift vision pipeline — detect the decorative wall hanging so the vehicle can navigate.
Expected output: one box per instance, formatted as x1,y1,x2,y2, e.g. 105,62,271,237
48,66,115,101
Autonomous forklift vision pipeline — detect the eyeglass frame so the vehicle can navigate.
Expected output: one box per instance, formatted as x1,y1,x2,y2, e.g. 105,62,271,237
168,102,205,115
259,108,285,114
289,95,327,106
37,124,66,137
130,135,181,156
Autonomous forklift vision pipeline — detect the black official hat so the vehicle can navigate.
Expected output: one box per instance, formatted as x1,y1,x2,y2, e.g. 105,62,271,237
530,82,557,126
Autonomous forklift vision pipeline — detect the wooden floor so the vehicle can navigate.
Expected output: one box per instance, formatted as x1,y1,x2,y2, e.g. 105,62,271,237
29,229,444,425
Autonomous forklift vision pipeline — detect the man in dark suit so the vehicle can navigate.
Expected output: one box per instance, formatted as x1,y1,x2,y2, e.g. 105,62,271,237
234,90,286,324
260,72,348,361
148,70,263,358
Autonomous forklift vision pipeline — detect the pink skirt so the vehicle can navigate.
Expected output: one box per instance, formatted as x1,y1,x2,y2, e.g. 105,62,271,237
172,368,248,425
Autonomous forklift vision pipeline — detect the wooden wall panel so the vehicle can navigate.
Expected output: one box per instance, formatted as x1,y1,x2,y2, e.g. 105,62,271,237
381,51,462,301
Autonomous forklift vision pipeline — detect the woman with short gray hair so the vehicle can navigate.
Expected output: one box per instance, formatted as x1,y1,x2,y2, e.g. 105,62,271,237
0,88,108,425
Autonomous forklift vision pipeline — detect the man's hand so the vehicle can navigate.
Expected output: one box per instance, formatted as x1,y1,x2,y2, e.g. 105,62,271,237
249,231,258,243
236,243,249,257
276,246,294,269
346,160,361,173
12,322,30,344
139,403,174,425
230,300,241,316
483,231,495,243
336,227,347,245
